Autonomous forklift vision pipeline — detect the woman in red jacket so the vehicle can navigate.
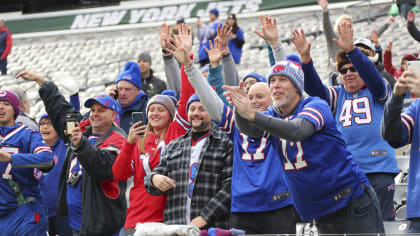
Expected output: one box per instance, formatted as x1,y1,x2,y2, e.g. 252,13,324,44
112,64,194,235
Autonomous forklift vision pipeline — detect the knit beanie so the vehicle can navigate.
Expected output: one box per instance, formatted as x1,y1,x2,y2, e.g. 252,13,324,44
115,62,142,89
146,95,176,120
242,73,267,83
268,54,304,95
138,52,152,65
402,53,418,62
186,94,200,114
0,90,20,118
209,8,219,18
161,90,178,105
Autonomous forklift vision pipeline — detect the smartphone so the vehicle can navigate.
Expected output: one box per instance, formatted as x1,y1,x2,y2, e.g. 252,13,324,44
65,113,79,136
132,112,145,135
132,112,145,125
407,60,420,73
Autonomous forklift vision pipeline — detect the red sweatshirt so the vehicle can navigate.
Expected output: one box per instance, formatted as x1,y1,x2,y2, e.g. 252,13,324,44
0,27,12,59
112,63,194,228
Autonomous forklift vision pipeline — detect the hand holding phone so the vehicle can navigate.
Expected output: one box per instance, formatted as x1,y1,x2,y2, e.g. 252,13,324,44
65,113,79,136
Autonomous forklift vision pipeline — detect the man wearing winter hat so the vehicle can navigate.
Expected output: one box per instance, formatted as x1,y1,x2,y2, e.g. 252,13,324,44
241,73,267,95
145,93,233,229
294,23,398,221
115,61,149,133
224,54,384,235
17,71,127,236
0,90,53,235
138,52,167,98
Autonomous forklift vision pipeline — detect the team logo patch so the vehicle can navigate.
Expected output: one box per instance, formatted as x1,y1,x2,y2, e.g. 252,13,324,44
272,65,285,73
0,91,7,97
122,75,132,80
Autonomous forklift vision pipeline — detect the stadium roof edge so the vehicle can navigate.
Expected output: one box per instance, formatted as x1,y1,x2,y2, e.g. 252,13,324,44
12,0,392,39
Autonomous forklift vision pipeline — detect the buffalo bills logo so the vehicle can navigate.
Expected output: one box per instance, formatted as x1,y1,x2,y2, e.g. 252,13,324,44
0,91,7,97
272,65,285,73
122,75,132,80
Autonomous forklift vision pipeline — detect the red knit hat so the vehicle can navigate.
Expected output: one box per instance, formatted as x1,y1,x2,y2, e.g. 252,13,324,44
0,90,21,118
402,54,418,61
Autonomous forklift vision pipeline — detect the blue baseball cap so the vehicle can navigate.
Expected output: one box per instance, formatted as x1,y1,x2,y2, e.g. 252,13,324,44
84,94,118,112
209,8,219,18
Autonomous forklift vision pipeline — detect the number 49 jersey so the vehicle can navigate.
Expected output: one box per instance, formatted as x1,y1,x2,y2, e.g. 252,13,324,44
329,85,398,174
218,104,292,213
267,96,370,221
0,124,53,216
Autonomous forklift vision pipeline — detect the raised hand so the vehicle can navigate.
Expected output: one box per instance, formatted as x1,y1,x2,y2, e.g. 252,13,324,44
223,81,256,121
291,29,312,63
253,15,280,46
333,22,354,53
53,71,79,95
158,23,171,50
393,72,410,96
127,121,147,144
385,41,392,52
408,10,415,22
216,24,232,48
318,0,328,12
167,24,193,66
204,38,227,67
386,15,395,25
16,70,46,86
370,30,379,47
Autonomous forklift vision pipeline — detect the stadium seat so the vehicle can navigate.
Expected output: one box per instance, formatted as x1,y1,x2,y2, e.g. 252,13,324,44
384,220,411,233
396,155,410,173
395,205,408,221
394,184,408,206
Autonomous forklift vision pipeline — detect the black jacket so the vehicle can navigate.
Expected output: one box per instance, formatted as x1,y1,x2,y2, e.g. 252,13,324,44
39,81,127,236
141,69,167,98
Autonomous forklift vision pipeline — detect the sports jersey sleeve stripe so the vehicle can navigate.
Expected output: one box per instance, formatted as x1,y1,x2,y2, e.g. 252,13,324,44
303,107,325,128
377,83,391,102
298,112,321,130
33,146,52,153
220,105,235,134
328,87,338,114
401,113,415,144
175,111,191,131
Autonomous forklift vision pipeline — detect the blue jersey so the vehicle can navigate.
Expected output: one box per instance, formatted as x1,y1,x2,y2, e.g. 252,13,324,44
0,124,53,216
35,138,67,218
266,97,369,221
329,85,399,174
228,28,244,64
218,104,292,212
302,48,398,175
198,21,222,62
397,98,420,218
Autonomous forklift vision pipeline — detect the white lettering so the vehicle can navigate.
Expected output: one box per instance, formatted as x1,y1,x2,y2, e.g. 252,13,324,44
101,11,127,26
230,1,247,14
129,9,146,24
216,1,232,16
175,4,196,19
71,14,90,29
86,13,103,28
158,6,178,21
142,8,161,22
243,0,262,13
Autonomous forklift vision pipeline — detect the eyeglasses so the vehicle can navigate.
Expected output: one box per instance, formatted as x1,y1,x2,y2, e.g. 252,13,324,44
339,66,357,75
40,121,52,127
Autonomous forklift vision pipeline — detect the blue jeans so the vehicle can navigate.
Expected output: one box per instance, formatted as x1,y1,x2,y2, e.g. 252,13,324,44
316,186,385,235
399,3,414,20
0,58,6,75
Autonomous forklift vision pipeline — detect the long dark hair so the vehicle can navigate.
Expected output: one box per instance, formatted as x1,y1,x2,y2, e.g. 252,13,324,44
227,13,239,34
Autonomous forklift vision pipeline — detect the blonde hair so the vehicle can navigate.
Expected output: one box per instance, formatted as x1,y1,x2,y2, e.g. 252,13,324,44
334,14,353,32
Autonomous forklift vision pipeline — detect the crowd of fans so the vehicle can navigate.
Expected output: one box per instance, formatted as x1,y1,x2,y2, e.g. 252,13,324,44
2,1,420,235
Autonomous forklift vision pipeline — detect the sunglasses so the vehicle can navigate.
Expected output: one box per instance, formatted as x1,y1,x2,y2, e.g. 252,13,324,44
339,66,357,75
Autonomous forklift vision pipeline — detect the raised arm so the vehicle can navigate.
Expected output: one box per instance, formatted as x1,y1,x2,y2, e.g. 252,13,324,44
376,16,394,38
407,10,420,42
217,24,239,86
382,73,413,147
254,15,286,63
292,29,331,103
318,0,339,61
383,42,397,76
160,23,181,94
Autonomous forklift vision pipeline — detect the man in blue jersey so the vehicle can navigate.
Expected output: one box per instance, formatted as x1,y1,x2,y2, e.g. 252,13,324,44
291,23,399,221
184,37,298,233
382,71,420,233
35,114,72,236
0,90,53,236
17,71,127,236
223,54,384,234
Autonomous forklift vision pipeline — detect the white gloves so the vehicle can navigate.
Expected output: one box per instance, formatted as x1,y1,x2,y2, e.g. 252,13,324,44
53,71,79,95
